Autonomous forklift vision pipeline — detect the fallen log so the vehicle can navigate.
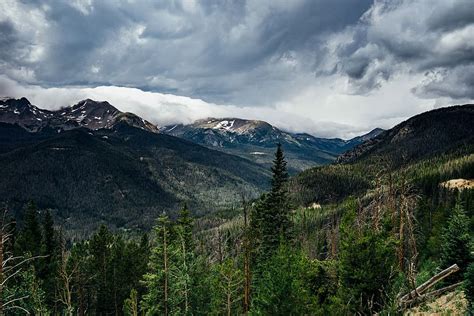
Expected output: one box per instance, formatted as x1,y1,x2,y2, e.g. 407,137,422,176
399,264,459,303
401,282,463,308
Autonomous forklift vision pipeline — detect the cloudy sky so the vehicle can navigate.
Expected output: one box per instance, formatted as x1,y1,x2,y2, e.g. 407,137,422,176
1,0,473,138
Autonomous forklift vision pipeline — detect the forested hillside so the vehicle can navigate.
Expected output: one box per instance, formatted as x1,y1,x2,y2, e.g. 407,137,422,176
1,105,473,315
161,118,382,172
0,122,270,236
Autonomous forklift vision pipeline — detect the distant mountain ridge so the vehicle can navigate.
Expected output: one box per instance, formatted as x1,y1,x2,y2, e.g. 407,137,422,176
161,118,383,172
290,104,474,206
0,121,270,235
337,104,474,165
0,97,158,133
0,97,383,172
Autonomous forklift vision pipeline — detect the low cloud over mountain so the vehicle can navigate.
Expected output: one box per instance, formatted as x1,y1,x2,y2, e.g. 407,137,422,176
1,0,473,138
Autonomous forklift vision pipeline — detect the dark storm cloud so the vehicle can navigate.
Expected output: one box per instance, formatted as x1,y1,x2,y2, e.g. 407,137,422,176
0,20,18,61
331,0,474,99
1,0,473,138
414,65,474,100
0,0,372,105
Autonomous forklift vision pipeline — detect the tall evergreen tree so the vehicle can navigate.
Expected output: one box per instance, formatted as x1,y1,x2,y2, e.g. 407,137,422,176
40,210,59,311
440,201,473,282
175,204,196,315
123,289,139,316
16,202,42,257
131,232,151,308
89,224,114,314
177,203,193,251
210,258,243,316
250,245,311,315
335,207,397,315
270,143,289,195
142,214,173,315
251,143,291,257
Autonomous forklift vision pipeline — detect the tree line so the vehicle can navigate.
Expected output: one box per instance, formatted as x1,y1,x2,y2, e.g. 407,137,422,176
1,144,473,315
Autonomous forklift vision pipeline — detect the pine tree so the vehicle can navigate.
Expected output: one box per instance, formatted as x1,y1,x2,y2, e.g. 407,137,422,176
16,202,42,257
41,211,56,262
40,210,58,310
89,224,114,314
440,201,472,282
190,256,213,315
251,143,291,257
464,263,474,314
250,244,310,315
336,206,397,315
142,214,173,315
210,258,243,316
270,143,289,195
123,289,139,316
177,203,193,251
175,204,195,315
110,236,130,315
131,233,150,307
142,210,200,315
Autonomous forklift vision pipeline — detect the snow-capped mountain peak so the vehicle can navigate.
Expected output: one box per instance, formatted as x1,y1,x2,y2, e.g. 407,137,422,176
0,97,158,133
161,117,384,171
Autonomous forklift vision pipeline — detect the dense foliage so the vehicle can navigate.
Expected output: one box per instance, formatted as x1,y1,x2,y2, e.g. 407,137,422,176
1,111,473,314
0,124,270,237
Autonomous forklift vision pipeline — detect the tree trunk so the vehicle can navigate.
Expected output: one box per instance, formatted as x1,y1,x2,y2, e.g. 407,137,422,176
399,264,460,303
164,226,169,316
243,202,250,314
182,237,189,315
402,282,463,307
0,229,4,316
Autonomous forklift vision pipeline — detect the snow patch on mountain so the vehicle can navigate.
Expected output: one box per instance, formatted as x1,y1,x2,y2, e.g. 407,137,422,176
0,97,159,133
213,120,235,131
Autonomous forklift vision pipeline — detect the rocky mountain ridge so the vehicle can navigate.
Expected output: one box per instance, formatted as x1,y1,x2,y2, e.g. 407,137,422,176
0,98,158,133
161,117,383,171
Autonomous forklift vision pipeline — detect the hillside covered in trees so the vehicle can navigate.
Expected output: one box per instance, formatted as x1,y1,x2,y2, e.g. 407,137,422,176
0,121,270,236
0,104,473,315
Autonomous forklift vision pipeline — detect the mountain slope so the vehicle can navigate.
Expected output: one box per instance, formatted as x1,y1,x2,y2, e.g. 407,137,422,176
0,100,272,234
290,104,474,206
161,118,382,172
337,105,474,165
1,98,382,173
0,98,159,133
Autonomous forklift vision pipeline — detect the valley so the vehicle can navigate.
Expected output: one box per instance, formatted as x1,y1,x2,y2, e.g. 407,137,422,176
2,1,473,314
1,99,473,315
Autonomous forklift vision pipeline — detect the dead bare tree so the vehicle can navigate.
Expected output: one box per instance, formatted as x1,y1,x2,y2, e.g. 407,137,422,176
395,178,420,296
240,192,251,315
0,208,46,315
366,161,422,304
398,264,461,310
57,238,81,316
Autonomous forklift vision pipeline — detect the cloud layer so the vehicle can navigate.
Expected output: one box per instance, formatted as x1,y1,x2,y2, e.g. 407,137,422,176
0,0,473,138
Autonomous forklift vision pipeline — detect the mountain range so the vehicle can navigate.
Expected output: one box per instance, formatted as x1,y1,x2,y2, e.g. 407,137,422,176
3,97,472,235
290,103,474,206
161,118,382,172
337,104,474,165
0,97,381,172
0,97,158,133
0,98,273,234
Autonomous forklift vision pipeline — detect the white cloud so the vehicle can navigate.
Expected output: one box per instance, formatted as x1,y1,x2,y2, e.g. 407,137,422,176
1,0,473,139
1,74,465,139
